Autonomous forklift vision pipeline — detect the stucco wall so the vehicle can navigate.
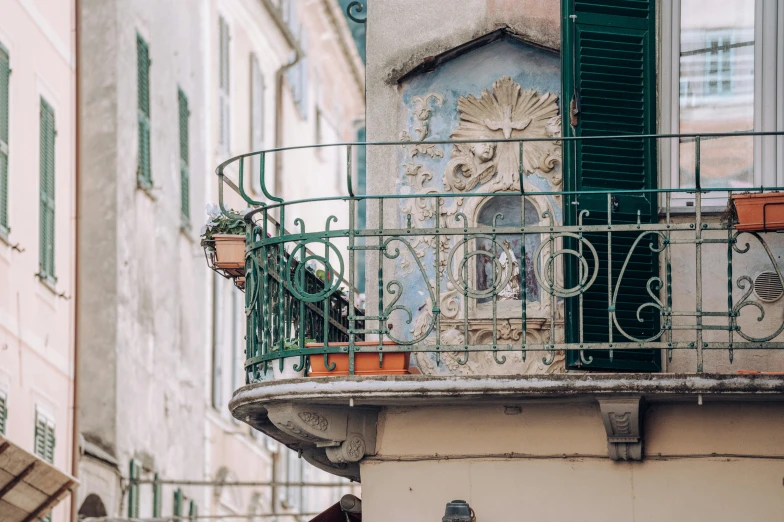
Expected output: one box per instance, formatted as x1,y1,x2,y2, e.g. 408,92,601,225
361,401,784,521
78,0,209,514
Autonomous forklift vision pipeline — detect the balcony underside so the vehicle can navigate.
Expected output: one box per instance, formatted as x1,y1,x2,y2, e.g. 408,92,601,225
230,373,784,480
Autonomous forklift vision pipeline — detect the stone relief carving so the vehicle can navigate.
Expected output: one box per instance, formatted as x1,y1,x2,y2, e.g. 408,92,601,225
445,76,562,192
298,412,328,431
397,78,566,376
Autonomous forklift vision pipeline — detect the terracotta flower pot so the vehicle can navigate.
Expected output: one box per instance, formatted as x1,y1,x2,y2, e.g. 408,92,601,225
307,341,410,376
212,234,245,269
731,193,784,232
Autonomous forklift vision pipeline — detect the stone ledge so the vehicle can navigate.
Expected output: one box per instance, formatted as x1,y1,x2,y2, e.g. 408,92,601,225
230,373,784,412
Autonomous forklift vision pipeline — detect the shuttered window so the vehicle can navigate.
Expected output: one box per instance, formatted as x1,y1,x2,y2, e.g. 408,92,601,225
562,0,661,371
219,17,230,153
0,44,9,237
173,488,183,517
137,34,152,188
39,98,56,284
34,410,55,463
178,88,190,223
0,391,7,435
189,500,198,522
128,460,140,517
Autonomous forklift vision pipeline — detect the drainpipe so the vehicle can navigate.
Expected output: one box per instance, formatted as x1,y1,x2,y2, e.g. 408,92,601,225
71,0,81,519
274,53,300,203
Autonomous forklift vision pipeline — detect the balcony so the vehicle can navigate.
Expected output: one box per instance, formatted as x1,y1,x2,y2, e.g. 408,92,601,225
213,132,784,478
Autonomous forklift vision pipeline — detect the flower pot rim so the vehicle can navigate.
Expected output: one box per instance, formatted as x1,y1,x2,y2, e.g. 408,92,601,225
212,233,246,240
306,341,399,347
731,192,784,199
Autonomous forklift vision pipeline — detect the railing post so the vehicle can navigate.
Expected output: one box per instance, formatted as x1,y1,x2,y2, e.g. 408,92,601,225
695,136,703,372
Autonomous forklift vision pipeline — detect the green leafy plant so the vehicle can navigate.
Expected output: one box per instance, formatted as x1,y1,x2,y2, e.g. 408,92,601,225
270,337,317,352
200,204,248,247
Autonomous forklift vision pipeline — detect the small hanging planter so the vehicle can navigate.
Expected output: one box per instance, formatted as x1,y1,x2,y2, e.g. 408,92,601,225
731,192,784,232
307,341,409,376
212,234,246,271
201,205,249,281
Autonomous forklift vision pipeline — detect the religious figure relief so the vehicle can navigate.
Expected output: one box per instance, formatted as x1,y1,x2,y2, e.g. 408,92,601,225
497,240,521,301
444,76,561,192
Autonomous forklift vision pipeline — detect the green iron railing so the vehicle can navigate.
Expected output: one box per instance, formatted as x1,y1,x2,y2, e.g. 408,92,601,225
215,131,784,379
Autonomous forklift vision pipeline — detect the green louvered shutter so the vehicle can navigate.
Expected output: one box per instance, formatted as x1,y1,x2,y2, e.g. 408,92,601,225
562,0,660,371
137,34,152,188
189,500,198,522
39,99,56,283
0,44,9,236
178,88,190,223
34,411,55,463
173,488,183,517
128,460,140,517
0,392,7,435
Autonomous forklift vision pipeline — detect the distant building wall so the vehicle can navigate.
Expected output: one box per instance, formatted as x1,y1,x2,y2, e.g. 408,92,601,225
0,1,77,520
77,0,209,516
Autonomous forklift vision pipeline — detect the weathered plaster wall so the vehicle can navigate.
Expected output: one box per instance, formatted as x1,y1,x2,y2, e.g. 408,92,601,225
78,0,209,515
361,401,784,521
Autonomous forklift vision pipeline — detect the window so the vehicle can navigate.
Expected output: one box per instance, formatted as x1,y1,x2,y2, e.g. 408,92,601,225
250,54,264,193
178,88,190,224
212,275,244,410
34,409,55,462
39,98,56,284
137,34,152,188
288,28,309,118
219,17,230,154
0,390,7,435
284,448,302,509
665,0,782,193
173,488,183,517
0,43,9,237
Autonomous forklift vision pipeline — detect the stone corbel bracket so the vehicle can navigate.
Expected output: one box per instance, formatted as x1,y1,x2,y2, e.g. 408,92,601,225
598,397,644,461
266,403,377,476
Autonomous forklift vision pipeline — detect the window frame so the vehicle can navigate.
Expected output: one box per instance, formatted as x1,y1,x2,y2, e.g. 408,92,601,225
218,15,231,156
660,0,784,206
178,87,190,226
250,53,265,194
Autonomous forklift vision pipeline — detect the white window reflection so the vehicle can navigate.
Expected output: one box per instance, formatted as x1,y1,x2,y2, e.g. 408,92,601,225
679,0,755,189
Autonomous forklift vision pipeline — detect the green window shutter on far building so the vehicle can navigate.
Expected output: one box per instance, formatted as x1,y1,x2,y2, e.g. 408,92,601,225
0,392,7,435
0,43,9,236
178,87,190,223
39,98,56,284
137,34,152,188
561,0,661,371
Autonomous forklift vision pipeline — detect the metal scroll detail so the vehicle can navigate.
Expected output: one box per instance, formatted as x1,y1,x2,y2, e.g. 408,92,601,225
346,1,366,23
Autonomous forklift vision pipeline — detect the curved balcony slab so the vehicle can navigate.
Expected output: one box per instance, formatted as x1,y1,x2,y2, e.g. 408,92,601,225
230,373,784,480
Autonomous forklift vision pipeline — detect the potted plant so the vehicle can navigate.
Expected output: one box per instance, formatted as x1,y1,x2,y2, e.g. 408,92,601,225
307,341,409,376
266,338,315,379
731,192,784,232
201,204,248,276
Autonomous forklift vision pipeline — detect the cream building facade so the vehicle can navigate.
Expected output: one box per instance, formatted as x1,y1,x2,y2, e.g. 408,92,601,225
0,0,78,520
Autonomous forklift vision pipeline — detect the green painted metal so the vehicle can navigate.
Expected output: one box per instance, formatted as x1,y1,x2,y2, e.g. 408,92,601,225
153,472,161,517
0,42,9,237
38,98,56,284
214,130,784,379
137,34,152,189
173,488,183,517
128,460,140,518
178,87,190,225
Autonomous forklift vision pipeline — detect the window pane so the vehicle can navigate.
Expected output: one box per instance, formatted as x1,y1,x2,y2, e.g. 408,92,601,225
679,0,754,188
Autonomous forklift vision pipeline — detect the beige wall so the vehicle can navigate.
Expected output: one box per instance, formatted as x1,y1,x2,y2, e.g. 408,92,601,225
0,1,76,520
361,401,784,521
